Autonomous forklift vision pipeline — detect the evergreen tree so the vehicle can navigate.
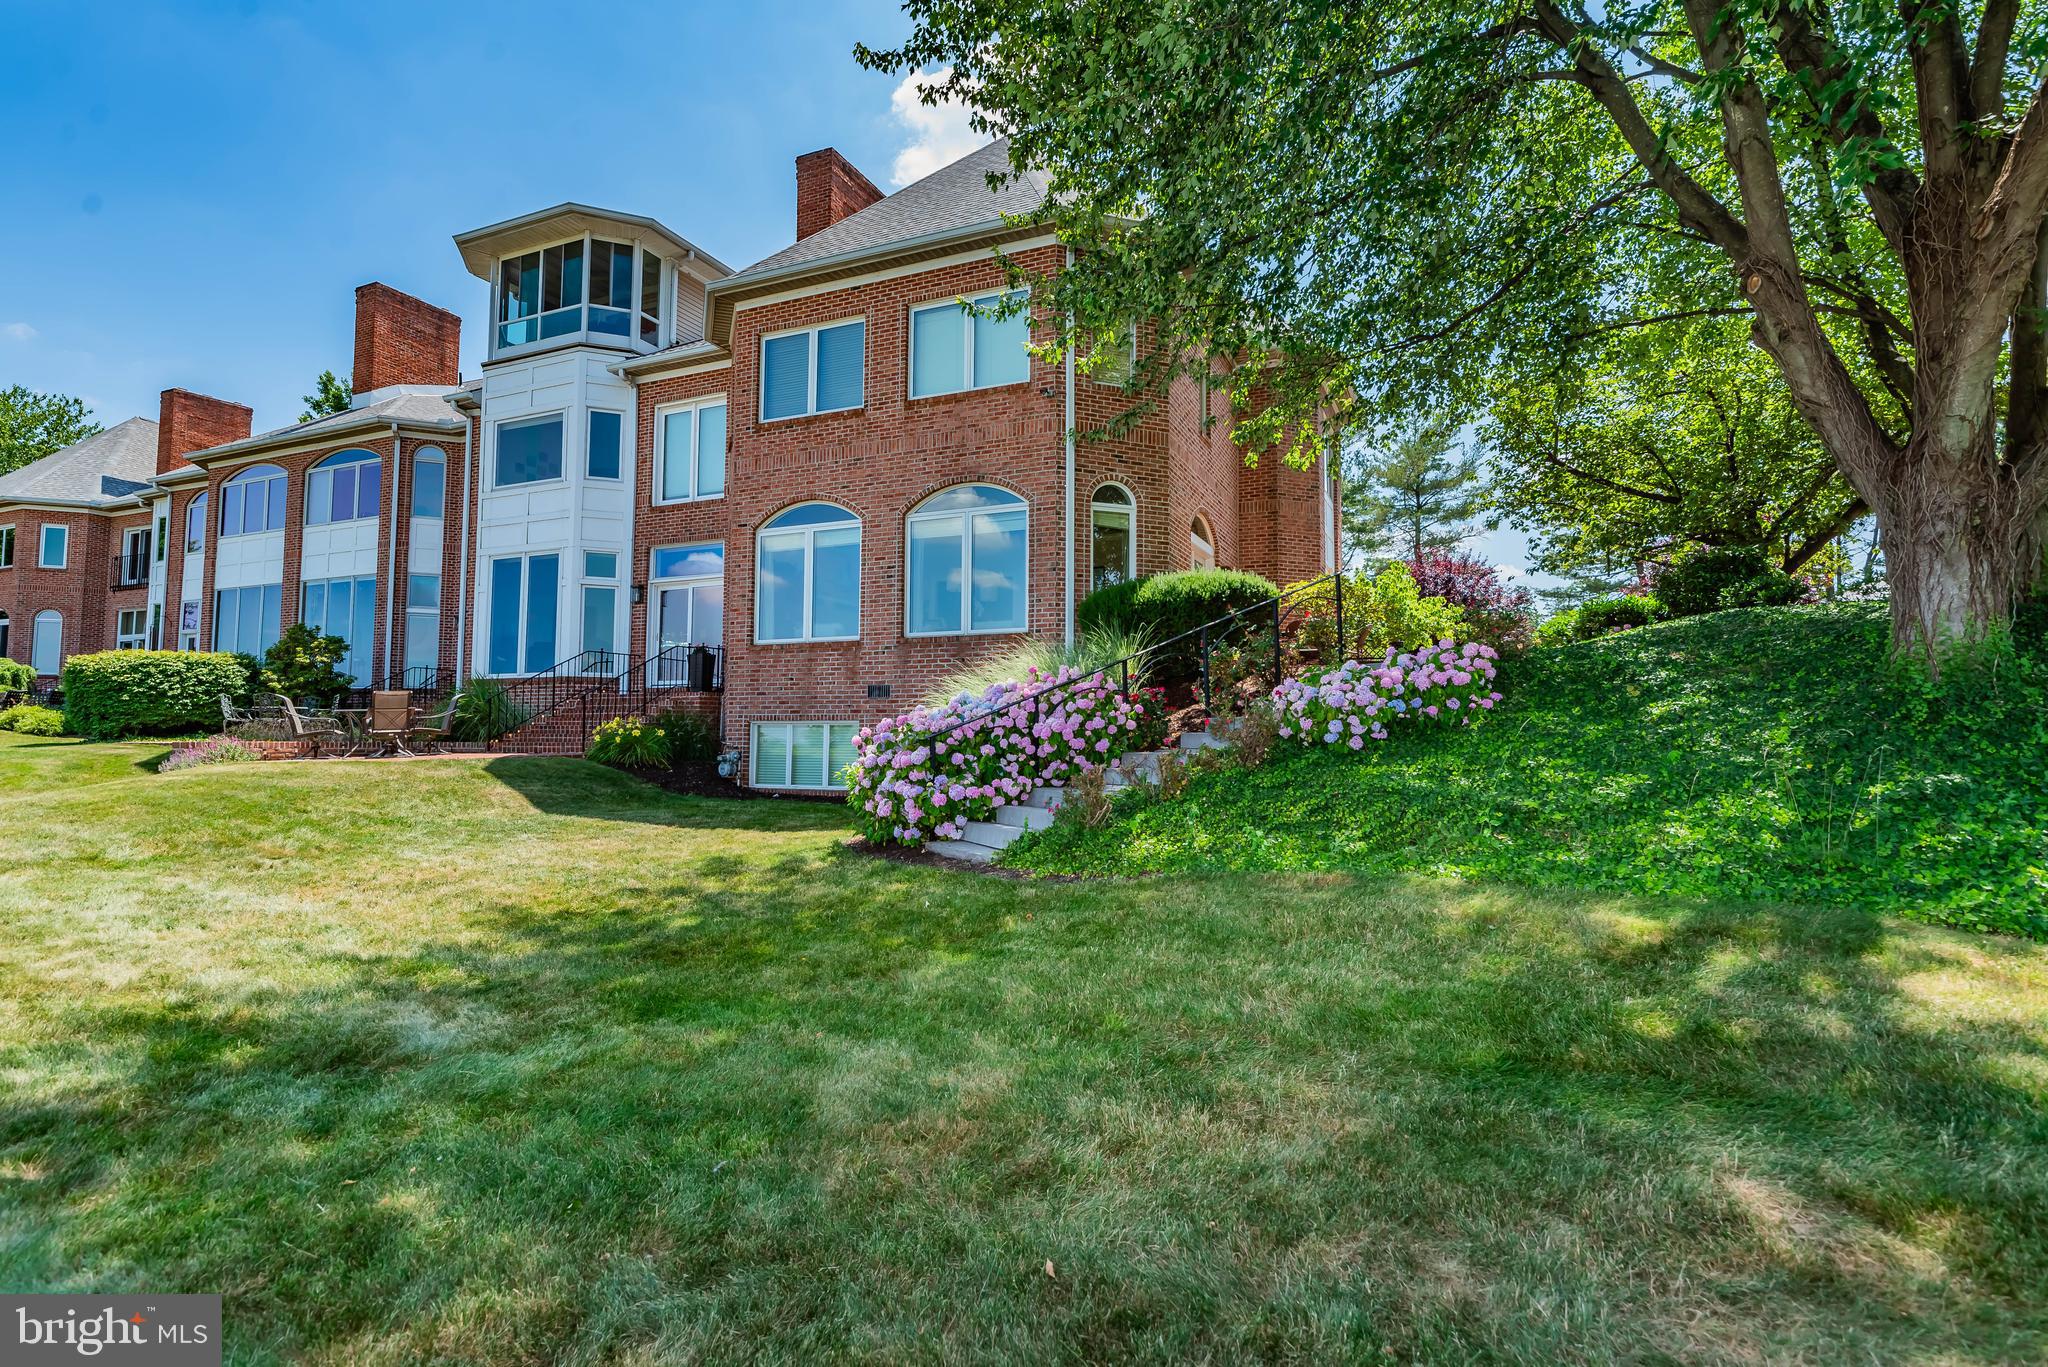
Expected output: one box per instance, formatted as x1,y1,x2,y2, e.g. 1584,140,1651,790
299,370,352,423
1344,422,1487,566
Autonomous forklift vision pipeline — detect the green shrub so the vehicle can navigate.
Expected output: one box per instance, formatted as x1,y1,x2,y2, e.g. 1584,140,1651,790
1654,544,1805,618
445,679,530,742
1079,569,1280,690
160,737,262,773
1574,595,1667,639
657,709,719,762
0,704,65,736
923,625,1157,706
0,658,32,694
1287,562,1467,663
260,624,352,705
1531,609,1582,649
586,710,718,769
59,652,250,739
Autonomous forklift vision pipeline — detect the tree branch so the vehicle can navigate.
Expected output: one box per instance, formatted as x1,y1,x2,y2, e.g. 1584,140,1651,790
1971,0,2020,124
1782,496,1869,572
1538,450,1684,504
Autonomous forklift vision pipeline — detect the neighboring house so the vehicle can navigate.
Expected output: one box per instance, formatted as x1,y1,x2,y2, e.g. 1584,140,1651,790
0,139,1337,789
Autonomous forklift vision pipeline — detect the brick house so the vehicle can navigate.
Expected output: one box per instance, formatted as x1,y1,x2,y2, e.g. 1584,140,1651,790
0,138,1336,788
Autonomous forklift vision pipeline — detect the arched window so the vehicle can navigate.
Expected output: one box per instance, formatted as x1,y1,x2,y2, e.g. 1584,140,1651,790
1090,483,1135,592
30,610,61,676
307,448,381,526
410,446,446,518
185,491,208,552
756,502,860,642
1190,515,1217,569
221,464,287,537
906,484,1027,635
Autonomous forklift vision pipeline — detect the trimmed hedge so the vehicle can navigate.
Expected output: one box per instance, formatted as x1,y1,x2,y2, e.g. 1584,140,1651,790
1077,568,1281,690
0,658,32,694
60,651,251,739
0,704,64,736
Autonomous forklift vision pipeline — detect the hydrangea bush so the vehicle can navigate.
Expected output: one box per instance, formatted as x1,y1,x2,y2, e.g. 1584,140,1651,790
847,666,1150,845
1273,640,1502,749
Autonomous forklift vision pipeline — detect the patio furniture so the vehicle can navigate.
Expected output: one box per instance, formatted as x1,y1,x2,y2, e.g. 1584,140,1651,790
274,695,352,757
406,699,454,755
366,690,417,757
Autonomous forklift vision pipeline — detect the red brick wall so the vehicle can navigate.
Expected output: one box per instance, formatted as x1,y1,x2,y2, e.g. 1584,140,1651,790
157,389,252,476
353,283,461,393
0,510,113,675
795,149,885,241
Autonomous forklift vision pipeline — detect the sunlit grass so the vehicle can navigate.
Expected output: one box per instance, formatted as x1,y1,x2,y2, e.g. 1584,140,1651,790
0,734,2043,1362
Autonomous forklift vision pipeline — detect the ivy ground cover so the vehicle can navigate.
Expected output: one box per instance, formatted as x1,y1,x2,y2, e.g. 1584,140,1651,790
1007,604,2048,938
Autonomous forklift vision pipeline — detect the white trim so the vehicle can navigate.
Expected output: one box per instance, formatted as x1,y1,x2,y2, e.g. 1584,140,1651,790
115,607,148,650
218,463,289,540
0,523,13,570
479,549,564,677
29,609,62,676
749,720,858,791
725,233,1063,314
489,410,569,492
753,505,861,644
613,352,732,382
36,522,68,570
907,287,1032,400
903,485,1030,638
1089,482,1138,590
584,408,627,482
651,395,729,504
304,446,383,529
758,316,866,422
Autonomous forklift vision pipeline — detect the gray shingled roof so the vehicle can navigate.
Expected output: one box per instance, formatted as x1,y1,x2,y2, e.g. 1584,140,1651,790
197,389,465,462
0,416,161,507
736,139,1049,278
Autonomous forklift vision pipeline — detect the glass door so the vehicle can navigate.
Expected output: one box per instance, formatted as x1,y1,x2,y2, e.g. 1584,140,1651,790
653,579,723,684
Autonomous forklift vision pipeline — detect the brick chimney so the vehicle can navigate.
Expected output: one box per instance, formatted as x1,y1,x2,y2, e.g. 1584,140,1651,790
795,148,885,242
352,282,462,395
156,388,253,474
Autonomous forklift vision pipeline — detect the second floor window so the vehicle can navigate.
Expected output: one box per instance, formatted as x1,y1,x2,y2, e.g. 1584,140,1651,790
495,415,564,487
906,485,1028,635
0,526,13,569
411,450,446,517
587,412,623,481
184,493,207,552
221,464,287,537
307,448,381,526
761,320,864,421
910,289,1030,398
39,524,68,569
657,399,726,502
756,502,860,642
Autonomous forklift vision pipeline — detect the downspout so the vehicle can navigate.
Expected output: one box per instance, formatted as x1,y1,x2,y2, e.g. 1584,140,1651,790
384,422,403,686
454,409,475,684
1064,246,1077,646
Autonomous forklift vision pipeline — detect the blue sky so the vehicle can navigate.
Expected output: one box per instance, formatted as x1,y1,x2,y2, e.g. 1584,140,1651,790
0,0,1545,583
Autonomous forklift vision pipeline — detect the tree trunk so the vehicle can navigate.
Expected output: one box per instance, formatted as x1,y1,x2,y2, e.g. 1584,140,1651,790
1868,435,2046,656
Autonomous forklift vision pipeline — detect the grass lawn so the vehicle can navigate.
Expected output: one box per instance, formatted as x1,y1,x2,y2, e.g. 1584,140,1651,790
1,731,2044,1363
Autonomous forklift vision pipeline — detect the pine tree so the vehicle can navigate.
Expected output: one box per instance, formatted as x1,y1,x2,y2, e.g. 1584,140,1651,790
299,370,353,423
1343,422,1488,566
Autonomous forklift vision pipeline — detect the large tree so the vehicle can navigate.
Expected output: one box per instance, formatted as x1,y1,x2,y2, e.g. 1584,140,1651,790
1483,315,1864,574
864,1,2048,660
0,386,99,477
1345,420,1489,563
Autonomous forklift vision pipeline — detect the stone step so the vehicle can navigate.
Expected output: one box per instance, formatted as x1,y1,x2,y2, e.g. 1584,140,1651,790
995,804,1055,831
1178,731,1228,751
1027,785,1065,810
924,838,999,864
961,820,1024,849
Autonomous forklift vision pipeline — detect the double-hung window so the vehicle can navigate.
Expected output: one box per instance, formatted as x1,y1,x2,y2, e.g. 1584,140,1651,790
495,414,564,487
38,524,68,569
586,411,623,481
0,525,13,569
755,503,860,642
486,552,560,675
580,551,619,660
906,485,1028,635
909,289,1030,397
760,320,864,421
307,449,381,525
751,721,858,790
404,573,441,682
656,398,726,502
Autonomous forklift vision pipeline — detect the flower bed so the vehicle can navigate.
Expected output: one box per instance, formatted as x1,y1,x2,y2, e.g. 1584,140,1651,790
1273,640,1502,749
847,667,1151,845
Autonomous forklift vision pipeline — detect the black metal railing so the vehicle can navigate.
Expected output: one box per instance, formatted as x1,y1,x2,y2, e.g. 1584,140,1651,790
920,572,1344,745
110,553,150,589
489,641,724,750
336,665,452,712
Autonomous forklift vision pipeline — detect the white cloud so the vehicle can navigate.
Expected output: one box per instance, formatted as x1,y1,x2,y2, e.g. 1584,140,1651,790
3,322,36,342
1495,563,1526,582
887,67,983,188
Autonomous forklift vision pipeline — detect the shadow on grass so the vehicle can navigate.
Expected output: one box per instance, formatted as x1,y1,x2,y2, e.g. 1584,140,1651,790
479,754,848,833
4,855,2044,1361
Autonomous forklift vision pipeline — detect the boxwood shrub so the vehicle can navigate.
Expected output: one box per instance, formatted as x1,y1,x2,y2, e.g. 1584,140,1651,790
0,658,33,695
0,704,65,736
1077,568,1280,690
60,651,251,739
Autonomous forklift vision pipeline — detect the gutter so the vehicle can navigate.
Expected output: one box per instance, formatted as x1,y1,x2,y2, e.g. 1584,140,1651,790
384,421,403,686
454,407,475,685
1064,245,1076,646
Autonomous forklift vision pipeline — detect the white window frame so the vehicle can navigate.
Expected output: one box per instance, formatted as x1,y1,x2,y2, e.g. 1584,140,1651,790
492,234,665,360
404,573,441,682
153,510,169,563
220,465,288,539
482,552,563,677
754,505,861,644
30,610,61,675
1090,483,1137,590
584,410,625,482
410,447,448,518
305,448,383,527
908,288,1031,399
0,524,13,569
653,395,728,504
750,720,858,791
904,485,1030,638
118,526,151,583
37,523,68,570
183,496,206,553
491,412,568,491
759,317,865,422
177,599,200,652
649,543,724,686
115,608,148,650
1190,517,1217,569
